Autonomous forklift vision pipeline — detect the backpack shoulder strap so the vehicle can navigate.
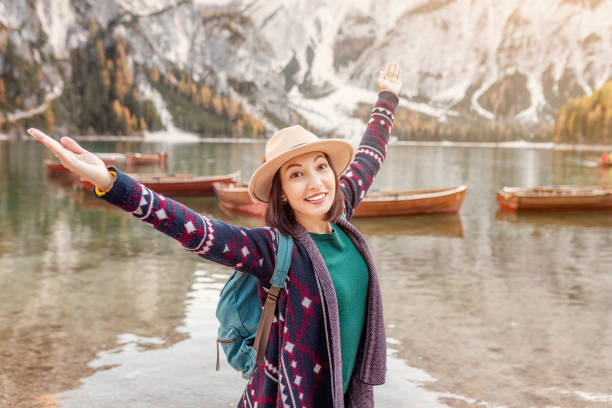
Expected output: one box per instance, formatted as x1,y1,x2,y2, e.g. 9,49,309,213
269,232,293,287
253,230,294,366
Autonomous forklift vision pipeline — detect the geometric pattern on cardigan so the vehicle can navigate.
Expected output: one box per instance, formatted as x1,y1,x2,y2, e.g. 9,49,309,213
99,92,398,408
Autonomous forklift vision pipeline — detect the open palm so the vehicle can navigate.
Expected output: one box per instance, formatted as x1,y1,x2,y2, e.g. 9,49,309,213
377,61,402,97
28,128,115,189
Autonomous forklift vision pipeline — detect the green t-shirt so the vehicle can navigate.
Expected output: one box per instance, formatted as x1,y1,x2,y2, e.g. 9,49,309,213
310,224,369,394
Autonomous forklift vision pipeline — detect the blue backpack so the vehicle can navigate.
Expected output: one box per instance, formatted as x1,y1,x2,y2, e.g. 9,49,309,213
215,231,293,378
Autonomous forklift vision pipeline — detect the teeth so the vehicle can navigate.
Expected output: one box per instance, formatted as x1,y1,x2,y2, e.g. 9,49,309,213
306,193,325,201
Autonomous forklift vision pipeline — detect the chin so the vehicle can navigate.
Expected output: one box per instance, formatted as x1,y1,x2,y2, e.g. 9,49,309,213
299,202,332,220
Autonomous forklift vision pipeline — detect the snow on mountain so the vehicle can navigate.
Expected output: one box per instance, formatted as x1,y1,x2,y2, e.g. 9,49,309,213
1,0,611,138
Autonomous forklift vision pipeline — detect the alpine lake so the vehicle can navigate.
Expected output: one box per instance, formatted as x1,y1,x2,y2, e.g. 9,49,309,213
1,137,612,408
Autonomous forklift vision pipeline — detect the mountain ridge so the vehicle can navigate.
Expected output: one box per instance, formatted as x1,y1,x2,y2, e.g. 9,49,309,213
1,0,610,141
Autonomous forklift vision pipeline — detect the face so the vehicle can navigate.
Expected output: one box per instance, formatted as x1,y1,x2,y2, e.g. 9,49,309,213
280,151,336,228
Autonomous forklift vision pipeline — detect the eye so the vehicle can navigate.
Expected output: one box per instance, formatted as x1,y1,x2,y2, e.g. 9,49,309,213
290,171,302,179
317,162,328,170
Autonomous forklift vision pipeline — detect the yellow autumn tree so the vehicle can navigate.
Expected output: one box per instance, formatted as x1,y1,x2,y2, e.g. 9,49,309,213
149,67,159,84
200,86,212,108
95,39,106,68
114,40,132,100
224,97,240,120
43,105,55,133
234,118,244,136
566,109,577,141
112,99,123,124
89,18,99,37
123,106,133,133
101,68,111,88
212,94,224,116
114,66,128,101
0,77,5,103
250,117,264,137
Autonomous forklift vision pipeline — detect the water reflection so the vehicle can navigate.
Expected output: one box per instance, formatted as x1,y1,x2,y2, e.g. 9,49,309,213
353,214,463,238
2,140,612,407
496,209,612,228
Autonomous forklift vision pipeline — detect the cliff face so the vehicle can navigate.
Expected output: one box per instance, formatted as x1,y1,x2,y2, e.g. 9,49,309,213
1,0,611,139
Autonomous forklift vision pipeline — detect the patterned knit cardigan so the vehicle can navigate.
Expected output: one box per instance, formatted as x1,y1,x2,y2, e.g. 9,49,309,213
99,92,398,408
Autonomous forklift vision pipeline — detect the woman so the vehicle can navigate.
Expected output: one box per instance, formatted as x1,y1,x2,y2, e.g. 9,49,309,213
29,61,401,408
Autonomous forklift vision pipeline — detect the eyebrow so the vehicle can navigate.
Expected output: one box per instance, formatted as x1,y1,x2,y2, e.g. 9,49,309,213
285,155,326,171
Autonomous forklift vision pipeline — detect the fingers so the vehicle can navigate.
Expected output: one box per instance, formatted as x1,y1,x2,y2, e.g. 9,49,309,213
28,128,66,157
28,128,80,172
60,136,85,155
384,61,401,79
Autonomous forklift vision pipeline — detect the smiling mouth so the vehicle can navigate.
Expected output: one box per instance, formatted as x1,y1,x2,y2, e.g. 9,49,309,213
305,192,327,202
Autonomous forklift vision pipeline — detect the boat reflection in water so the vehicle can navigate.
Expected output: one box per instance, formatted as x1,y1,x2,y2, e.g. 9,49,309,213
495,208,612,228
497,185,612,211
212,182,468,220
211,201,464,238
69,178,464,237
351,213,464,238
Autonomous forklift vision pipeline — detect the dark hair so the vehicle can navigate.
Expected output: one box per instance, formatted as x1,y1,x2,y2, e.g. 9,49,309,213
265,153,344,236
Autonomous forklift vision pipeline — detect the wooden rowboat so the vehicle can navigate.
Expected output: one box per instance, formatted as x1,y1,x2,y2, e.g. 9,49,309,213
353,185,468,217
213,182,255,206
497,185,612,211
213,182,267,217
212,183,467,218
352,214,464,237
126,152,168,166
598,152,612,167
219,201,267,217
45,154,121,175
81,171,240,196
598,160,612,168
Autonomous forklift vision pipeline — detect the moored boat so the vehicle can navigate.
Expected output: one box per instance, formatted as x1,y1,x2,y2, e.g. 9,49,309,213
598,152,612,167
212,183,468,218
46,154,122,175
212,182,255,206
599,160,612,168
353,185,468,217
497,185,612,211
213,182,267,217
81,171,240,196
126,152,168,166
218,201,267,217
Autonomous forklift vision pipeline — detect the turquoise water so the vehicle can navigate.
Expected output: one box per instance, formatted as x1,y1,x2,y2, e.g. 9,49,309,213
1,139,612,407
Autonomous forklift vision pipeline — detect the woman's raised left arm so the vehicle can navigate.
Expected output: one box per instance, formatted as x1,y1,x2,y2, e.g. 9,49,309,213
340,62,402,219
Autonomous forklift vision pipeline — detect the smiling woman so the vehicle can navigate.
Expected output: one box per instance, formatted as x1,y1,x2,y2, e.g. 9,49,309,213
259,136,348,235
28,62,402,408
279,151,343,233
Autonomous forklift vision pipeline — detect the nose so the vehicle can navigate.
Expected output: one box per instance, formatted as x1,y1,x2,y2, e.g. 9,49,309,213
306,172,324,191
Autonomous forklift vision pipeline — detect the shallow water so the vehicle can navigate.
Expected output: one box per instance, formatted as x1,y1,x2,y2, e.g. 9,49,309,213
1,139,612,407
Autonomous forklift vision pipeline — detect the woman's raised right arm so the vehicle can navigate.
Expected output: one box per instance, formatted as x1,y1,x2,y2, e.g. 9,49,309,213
28,128,279,283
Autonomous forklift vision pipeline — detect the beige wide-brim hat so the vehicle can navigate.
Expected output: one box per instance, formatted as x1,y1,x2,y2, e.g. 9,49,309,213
248,125,354,203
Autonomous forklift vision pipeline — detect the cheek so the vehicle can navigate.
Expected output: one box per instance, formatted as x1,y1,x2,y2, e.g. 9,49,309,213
282,179,303,203
325,172,337,191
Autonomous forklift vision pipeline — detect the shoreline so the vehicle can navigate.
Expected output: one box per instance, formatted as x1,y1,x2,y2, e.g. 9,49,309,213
391,139,612,151
3,132,612,151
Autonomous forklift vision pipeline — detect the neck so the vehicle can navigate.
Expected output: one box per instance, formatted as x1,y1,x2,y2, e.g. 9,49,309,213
296,215,332,234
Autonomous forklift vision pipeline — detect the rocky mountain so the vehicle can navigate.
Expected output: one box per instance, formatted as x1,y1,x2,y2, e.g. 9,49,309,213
1,0,611,141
